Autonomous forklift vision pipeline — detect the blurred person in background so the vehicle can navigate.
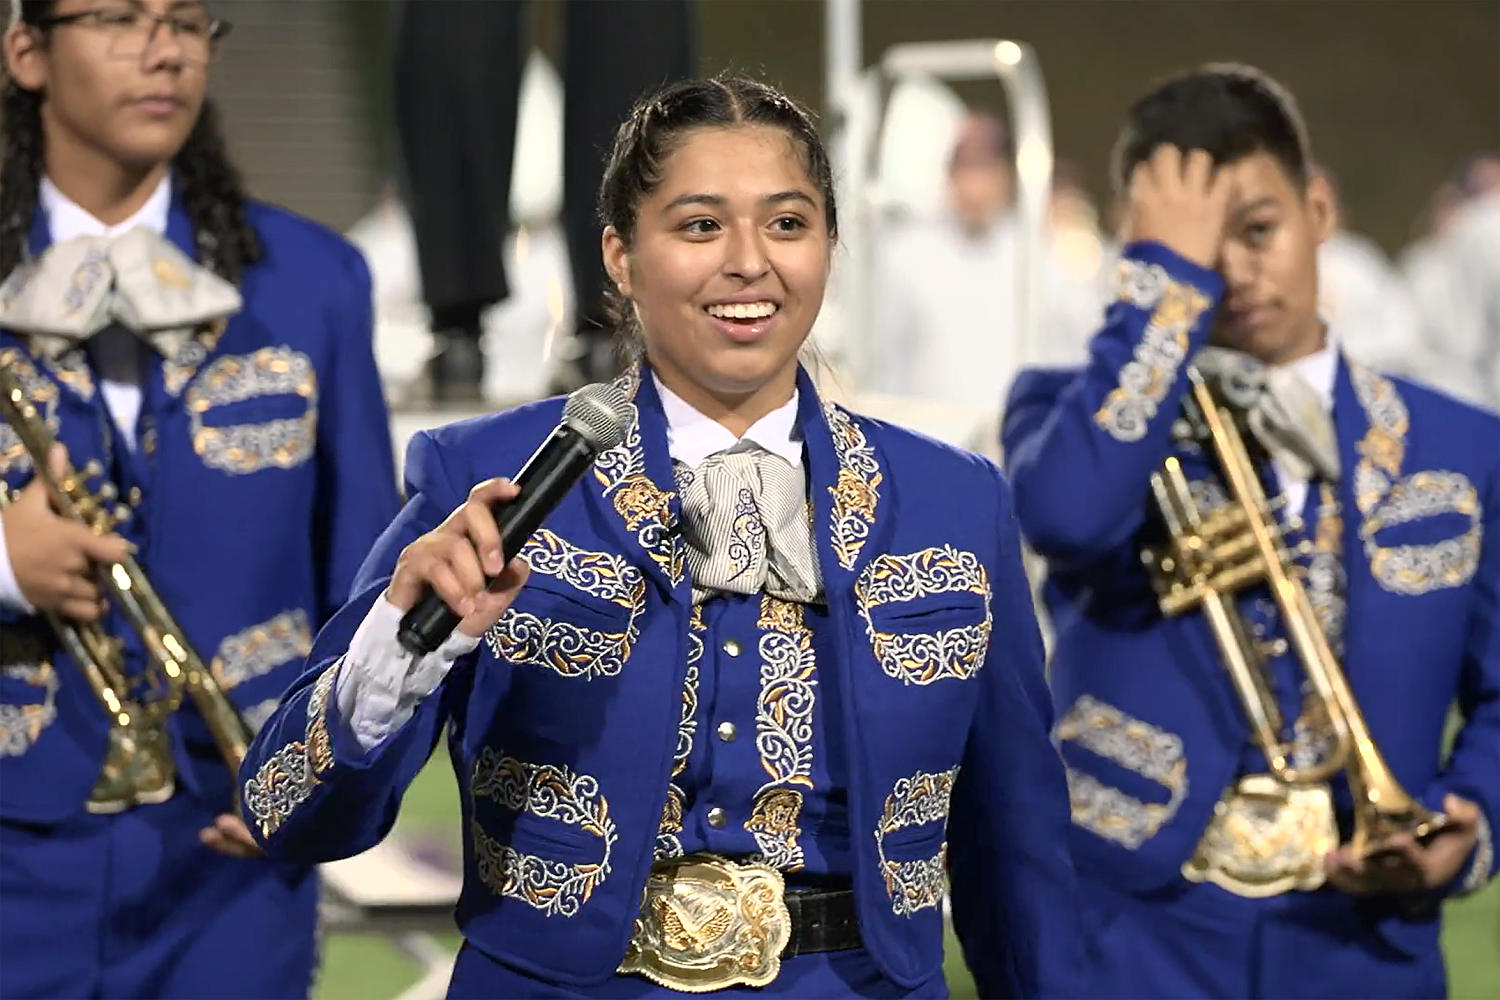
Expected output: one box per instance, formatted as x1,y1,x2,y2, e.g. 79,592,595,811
1004,64,1496,999
241,74,1086,999
866,111,1103,416
1312,163,1423,379
0,0,398,996
393,0,693,406
1399,154,1500,408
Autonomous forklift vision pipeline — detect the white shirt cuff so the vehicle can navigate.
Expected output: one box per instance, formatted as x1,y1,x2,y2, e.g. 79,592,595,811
332,595,481,753
0,514,36,614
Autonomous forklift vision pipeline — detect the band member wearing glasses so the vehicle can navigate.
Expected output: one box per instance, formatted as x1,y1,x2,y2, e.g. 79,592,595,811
241,75,1085,998
0,2,397,996
1003,63,1497,998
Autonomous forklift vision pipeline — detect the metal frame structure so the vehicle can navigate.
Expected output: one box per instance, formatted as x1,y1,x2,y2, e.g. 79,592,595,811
825,0,1055,382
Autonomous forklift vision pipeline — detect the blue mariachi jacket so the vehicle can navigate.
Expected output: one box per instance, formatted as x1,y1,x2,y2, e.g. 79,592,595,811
0,189,400,822
1003,241,1499,947
240,366,1086,996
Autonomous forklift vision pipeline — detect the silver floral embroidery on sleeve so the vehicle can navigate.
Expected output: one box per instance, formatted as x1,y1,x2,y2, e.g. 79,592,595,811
1094,262,1214,443
242,660,341,838
1458,810,1493,896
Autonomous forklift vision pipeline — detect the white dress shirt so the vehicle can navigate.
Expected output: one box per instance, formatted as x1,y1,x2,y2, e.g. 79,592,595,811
333,376,804,751
1270,336,1340,520
0,175,172,612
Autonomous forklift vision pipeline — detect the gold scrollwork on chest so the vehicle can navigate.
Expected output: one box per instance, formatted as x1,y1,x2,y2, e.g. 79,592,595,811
593,374,685,584
856,546,992,685
469,749,618,917
484,529,647,679
1361,471,1481,595
823,402,882,570
187,347,317,475
1350,364,1483,595
1094,260,1214,443
874,766,959,916
0,349,60,475
1056,695,1188,849
211,609,313,690
0,662,60,758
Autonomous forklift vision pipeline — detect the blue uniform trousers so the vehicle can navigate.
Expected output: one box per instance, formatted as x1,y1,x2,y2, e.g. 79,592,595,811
1081,875,1446,999
0,791,317,999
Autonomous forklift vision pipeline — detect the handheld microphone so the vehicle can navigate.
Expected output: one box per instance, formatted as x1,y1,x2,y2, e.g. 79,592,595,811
396,382,634,656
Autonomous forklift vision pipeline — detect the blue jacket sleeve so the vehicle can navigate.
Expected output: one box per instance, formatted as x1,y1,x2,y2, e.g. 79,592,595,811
1002,242,1224,565
240,429,468,862
947,463,1089,999
1430,445,1500,896
311,246,401,626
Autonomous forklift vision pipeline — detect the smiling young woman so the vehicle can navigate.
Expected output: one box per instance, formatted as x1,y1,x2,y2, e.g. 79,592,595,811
239,75,1087,998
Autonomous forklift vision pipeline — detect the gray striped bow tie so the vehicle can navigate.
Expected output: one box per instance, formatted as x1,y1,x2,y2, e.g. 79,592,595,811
674,449,823,605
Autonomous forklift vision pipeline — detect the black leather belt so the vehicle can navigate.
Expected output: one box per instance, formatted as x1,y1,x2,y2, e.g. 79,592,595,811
782,887,861,957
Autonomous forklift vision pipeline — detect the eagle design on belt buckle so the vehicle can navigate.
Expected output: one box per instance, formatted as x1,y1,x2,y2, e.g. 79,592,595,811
618,854,791,992
1182,773,1339,897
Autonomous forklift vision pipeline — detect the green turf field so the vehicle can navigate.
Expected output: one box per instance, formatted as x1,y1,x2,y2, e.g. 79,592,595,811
314,754,1499,1000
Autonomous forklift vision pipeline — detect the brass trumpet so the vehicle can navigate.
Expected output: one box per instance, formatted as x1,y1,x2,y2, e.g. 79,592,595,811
0,364,251,813
1142,367,1446,859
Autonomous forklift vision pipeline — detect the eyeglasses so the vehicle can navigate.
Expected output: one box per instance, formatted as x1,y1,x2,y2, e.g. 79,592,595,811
36,5,232,64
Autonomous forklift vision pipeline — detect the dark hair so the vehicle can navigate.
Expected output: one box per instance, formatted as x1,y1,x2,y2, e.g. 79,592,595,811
1110,63,1312,195
0,0,261,282
596,75,836,359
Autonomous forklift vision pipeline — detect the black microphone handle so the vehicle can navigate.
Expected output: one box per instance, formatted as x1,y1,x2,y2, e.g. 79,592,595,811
396,425,600,656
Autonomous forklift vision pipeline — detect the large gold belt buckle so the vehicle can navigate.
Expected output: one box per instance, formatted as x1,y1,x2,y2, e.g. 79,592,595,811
618,854,791,993
1182,773,1338,898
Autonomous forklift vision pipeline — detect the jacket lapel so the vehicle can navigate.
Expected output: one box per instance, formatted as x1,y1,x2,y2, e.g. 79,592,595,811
799,367,894,598
154,191,233,401
1334,353,1385,680
586,365,689,604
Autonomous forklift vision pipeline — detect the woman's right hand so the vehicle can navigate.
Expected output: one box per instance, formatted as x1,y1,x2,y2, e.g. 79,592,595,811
385,478,531,638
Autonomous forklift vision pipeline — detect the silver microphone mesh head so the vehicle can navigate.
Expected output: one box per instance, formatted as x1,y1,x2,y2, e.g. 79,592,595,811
562,382,633,451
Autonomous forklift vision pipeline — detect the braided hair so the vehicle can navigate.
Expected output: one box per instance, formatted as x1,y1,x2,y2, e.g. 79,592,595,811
596,74,838,363
0,0,261,282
